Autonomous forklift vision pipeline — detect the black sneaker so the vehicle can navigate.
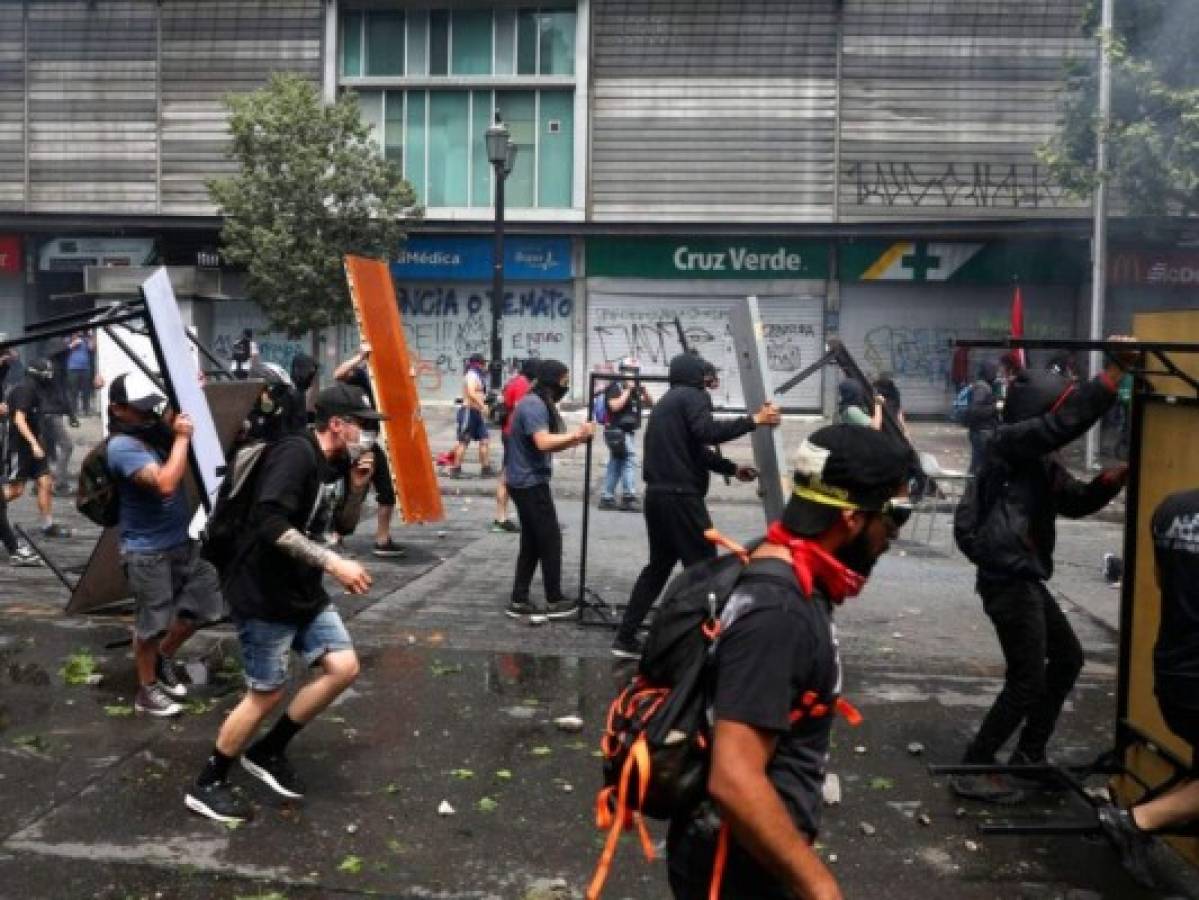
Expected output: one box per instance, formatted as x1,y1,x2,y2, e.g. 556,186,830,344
1098,805,1158,889
447,467,464,479
598,497,617,510
480,465,497,478
41,523,72,538
620,496,641,512
949,772,1025,805
241,750,306,799
489,519,520,534
372,539,407,558
610,634,643,660
155,655,187,699
544,597,579,621
134,683,183,718
185,779,251,824
505,599,541,619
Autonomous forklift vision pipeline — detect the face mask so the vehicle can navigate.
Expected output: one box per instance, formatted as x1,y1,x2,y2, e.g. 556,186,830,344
551,382,568,402
347,428,376,461
835,519,881,578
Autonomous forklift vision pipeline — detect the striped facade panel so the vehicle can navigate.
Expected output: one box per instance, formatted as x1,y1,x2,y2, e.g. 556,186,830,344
591,0,838,223
839,0,1092,221
27,1,158,213
161,1,323,215
0,6,24,211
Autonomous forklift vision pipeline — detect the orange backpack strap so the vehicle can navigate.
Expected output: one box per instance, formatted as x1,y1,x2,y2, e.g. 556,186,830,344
586,735,656,900
704,528,749,564
708,822,730,900
836,697,863,726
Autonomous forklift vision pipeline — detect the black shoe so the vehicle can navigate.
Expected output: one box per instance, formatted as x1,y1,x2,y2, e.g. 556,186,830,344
185,779,251,824
372,539,407,558
480,465,497,478
620,497,640,512
41,523,72,538
544,597,579,621
949,772,1025,804
241,750,306,799
505,599,542,620
448,467,464,479
489,519,520,534
1006,749,1068,792
598,497,616,510
155,655,187,699
1098,805,1158,889
610,634,643,660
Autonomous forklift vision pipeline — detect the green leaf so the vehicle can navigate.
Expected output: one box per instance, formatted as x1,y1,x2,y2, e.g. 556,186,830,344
234,893,287,900
13,734,49,753
868,777,895,791
59,650,97,686
337,855,364,875
530,746,552,757
429,661,463,677
477,796,499,813
449,768,475,780
494,769,513,780
384,782,400,795
104,705,134,718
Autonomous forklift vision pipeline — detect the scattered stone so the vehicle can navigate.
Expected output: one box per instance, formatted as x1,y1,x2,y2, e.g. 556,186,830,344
907,742,925,756
828,853,838,864
965,840,979,852
955,807,967,819
529,614,548,627
859,822,876,837
822,773,842,806
553,715,584,733
438,800,455,816
918,813,932,827
891,632,904,639
84,673,104,686
854,745,867,755
437,530,448,539
346,823,359,834
562,783,574,793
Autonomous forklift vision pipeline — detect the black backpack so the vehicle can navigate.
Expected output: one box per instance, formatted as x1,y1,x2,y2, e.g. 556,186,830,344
76,437,120,527
200,440,273,575
953,451,1005,564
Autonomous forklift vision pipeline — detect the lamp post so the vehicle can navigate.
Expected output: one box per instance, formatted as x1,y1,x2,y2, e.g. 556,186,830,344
485,112,518,391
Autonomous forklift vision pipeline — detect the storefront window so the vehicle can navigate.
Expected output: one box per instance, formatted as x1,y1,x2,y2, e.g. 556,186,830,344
365,11,404,76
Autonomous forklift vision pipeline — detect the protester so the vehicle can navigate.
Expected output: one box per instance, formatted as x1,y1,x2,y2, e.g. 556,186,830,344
285,352,319,434
668,424,911,900
0,385,38,567
241,361,298,445
598,357,652,511
492,357,538,533
106,374,223,717
66,331,95,415
504,359,595,620
1099,487,1199,888
185,382,381,823
333,342,403,557
961,360,1001,474
3,358,70,538
837,379,882,430
610,353,781,659
42,337,78,495
951,341,1136,803
448,352,493,479
230,329,259,379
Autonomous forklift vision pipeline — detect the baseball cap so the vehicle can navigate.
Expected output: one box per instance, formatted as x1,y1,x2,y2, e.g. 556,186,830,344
109,372,167,414
781,424,912,536
315,382,385,423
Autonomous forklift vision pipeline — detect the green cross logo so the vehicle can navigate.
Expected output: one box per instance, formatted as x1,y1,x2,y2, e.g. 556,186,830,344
901,242,942,281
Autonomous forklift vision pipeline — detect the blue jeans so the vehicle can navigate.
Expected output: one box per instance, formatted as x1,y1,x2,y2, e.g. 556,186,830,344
602,431,638,501
236,607,353,692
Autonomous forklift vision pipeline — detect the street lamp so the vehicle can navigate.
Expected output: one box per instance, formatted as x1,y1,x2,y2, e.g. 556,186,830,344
485,112,518,391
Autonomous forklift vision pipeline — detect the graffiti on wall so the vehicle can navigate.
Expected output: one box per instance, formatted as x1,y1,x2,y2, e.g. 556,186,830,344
211,302,308,372
846,161,1073,210
398,284,573,400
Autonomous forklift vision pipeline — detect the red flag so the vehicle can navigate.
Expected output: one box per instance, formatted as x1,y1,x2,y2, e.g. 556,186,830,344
1010,285,1027,370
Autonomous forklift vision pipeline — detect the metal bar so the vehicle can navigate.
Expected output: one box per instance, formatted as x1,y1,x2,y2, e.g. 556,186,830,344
101,326,166,392
979,821,1101,836
953,338,1199,354
1150,350,1199,393
4,310,146,352
773,346,837,396
577,370,596,609
14,525,75,593
23,303,132,332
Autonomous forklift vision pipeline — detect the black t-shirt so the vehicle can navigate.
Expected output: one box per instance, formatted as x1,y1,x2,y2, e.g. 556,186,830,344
605,379,643,432
708,558,841,838
6,380,42,447
225,432,349,624
1152,489,1199,709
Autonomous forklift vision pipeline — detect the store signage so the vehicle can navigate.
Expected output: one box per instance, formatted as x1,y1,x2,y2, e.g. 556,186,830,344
392,236,572,281
39,236,157,272
840,239,1087,284
1109,247,1199,287
0,235,19,274
587,237,828,279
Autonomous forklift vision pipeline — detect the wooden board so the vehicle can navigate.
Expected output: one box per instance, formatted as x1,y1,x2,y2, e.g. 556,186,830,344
1111,396,1199,868
344,255,444,525
1134,309,1199,396
66,380,262,615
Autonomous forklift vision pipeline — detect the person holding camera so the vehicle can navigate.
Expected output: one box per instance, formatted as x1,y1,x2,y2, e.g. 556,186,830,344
599,357,653,512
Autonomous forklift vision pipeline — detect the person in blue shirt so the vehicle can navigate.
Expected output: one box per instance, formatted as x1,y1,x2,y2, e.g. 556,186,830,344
107,373,224,718
66,331,95,415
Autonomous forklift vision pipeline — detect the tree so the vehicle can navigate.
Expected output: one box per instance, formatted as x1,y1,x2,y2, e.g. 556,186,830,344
1040,0,1199,218
208,73,420,335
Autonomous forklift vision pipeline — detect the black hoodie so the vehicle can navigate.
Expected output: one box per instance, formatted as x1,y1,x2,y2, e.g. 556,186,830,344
641,354,756,497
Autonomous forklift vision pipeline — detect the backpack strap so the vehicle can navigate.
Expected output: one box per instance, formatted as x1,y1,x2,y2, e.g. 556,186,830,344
586,732,655,900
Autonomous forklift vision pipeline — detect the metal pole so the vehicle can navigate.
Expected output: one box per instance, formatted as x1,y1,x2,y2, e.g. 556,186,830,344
1086,0,1114,471
490,164,506,392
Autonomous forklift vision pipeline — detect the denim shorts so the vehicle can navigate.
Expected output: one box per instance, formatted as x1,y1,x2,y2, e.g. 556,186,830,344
456,406,488,443
236,607,354,692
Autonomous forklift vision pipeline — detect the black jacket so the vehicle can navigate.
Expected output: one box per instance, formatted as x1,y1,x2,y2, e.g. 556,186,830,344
642,354,755,497
963,362,1000,433
972,375,1121,583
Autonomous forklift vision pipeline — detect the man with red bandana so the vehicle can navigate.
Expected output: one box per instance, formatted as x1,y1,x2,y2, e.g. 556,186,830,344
667,424,912,900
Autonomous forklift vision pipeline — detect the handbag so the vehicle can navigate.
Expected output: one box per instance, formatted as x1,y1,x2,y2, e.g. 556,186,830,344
603,426,629,459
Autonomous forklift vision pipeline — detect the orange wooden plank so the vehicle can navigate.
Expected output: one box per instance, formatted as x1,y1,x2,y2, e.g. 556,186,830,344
344,255,445,524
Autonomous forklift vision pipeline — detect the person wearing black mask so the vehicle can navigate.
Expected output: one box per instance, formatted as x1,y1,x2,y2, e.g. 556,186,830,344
951,339,1136,803
611,353,781,659
962,360,1001,474
4,357,70,537
106,373,224,717
284,352,319,434
504,359,596,620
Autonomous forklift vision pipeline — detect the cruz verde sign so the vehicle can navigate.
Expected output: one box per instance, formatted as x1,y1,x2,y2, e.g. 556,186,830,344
587,237,828,279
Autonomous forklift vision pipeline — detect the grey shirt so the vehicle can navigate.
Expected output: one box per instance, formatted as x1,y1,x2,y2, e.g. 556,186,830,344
505,393,554,489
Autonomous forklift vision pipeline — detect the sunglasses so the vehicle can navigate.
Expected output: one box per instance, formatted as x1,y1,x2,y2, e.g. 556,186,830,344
881,501,912,529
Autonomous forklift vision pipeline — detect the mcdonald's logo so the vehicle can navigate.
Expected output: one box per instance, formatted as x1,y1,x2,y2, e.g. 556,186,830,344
1108,252,1143,286
0,235,19,275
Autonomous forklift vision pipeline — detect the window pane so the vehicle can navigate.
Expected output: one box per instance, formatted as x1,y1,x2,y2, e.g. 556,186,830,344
405,91,427,203
341,10,362,77
452,9,492,76
494,9,516,75
516,10,537,75
385,92,404,168
538,11,575,75
407,9,428,76
366,11,404,76
358,90,383,151
537,90,573,207
429,11,449,76
471,90,494,208
428,91,469,206
497,91,535,208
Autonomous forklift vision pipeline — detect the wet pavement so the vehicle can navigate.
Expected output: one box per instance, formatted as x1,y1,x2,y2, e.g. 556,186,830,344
0,419,1187,900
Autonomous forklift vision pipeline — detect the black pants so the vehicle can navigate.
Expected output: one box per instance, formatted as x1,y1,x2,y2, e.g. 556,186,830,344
509,482,563,604
617,491,716,642
668,812,795,900
965,579,1084,762
0,491,17,554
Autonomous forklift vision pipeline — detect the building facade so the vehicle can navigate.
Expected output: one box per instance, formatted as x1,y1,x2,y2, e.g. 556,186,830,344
0,0,1195,411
